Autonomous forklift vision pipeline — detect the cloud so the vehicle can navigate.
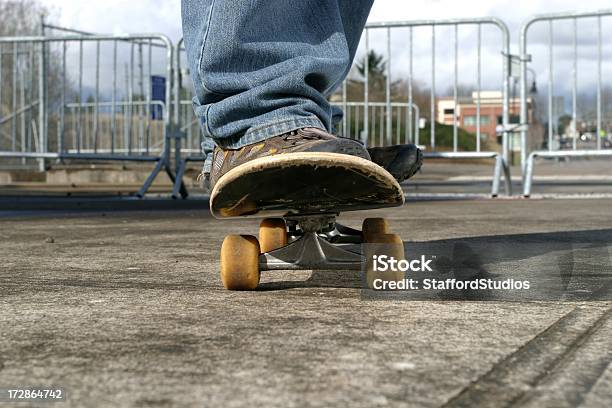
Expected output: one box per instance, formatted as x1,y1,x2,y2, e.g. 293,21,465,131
40,0,183,41
38,0,612,109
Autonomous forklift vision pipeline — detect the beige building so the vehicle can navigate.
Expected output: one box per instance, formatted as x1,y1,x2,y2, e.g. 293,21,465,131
437,91,531,143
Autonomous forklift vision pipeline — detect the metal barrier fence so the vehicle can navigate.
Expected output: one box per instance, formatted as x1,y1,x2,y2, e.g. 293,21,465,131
520,9,612,196
0,33,181,196
172,17,513,197
4,12,610,198
337,18,513,196
331,102,420,146
170,37,205,198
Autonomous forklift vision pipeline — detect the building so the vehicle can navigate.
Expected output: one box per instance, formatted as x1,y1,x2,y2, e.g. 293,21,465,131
437,91,533,144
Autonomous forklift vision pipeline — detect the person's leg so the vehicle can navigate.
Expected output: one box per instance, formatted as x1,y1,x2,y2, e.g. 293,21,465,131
181,0,374,149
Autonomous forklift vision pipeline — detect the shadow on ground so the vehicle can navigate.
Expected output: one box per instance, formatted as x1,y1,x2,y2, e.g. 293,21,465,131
259,228,612,302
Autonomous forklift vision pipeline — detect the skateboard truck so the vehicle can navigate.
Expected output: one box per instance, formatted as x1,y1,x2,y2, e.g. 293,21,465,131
220,215,404,290
260,215,363,271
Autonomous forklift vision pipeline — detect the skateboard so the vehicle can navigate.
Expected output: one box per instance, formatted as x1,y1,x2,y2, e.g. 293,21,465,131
210,152,406,290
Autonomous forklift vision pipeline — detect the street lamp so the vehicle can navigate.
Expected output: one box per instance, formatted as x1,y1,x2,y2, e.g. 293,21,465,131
527,67,537,94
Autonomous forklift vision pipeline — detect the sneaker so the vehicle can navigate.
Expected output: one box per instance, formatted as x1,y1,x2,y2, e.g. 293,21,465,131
205,127,370,189
367,144,422,183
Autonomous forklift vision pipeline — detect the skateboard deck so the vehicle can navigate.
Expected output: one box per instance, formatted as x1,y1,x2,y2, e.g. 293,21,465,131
210,152,404,218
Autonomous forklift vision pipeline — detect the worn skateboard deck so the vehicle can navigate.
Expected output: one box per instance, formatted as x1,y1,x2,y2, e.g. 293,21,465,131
210,152,404,218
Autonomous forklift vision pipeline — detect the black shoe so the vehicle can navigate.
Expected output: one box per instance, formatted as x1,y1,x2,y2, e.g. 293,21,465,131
367,144,422,183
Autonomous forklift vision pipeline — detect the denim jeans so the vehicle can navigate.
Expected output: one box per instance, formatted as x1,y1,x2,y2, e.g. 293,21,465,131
181,0,374,150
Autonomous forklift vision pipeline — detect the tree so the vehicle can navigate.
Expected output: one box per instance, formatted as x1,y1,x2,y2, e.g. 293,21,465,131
0,0,55,36
0,0,64,154
356,50,386,83
557,114,572,137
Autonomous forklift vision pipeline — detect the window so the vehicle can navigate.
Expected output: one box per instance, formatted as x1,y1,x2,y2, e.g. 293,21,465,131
443,108,455,115
497,115,520,124
464,116,490,126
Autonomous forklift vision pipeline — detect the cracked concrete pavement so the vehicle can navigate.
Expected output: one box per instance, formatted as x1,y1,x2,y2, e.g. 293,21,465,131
0,198,610,407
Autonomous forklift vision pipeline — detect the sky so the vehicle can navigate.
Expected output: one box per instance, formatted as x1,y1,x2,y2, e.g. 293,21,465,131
39,0,612,45
38,0,612,113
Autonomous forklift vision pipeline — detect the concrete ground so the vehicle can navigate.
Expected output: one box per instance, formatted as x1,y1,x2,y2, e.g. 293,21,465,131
0,198,611,407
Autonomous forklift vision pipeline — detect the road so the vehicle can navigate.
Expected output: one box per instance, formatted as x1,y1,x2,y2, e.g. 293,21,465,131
0,198,610,407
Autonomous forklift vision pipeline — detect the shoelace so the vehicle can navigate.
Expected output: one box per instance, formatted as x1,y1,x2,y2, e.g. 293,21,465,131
282,129,326,145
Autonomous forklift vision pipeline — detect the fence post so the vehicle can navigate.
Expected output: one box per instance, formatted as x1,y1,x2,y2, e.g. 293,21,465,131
38,18,47,171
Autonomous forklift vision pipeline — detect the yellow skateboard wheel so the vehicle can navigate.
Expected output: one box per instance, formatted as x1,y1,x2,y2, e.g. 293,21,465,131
220,235,260,290
362,218,390,242
259,218,287,253
364,233,405,288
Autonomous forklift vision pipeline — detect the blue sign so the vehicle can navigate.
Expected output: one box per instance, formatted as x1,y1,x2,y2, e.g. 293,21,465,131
151,75,166,120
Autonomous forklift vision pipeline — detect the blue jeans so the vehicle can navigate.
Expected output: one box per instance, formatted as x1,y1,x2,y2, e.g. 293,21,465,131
181,0,374,150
